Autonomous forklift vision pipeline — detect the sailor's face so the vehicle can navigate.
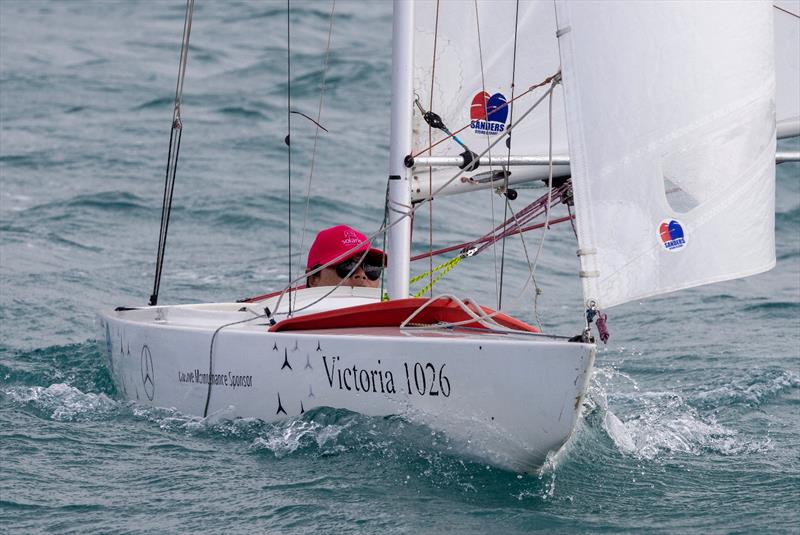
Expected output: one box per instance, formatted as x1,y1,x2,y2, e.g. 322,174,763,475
309,264,380,288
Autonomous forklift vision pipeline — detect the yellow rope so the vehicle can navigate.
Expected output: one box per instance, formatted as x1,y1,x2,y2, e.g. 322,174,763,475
410,256,463,298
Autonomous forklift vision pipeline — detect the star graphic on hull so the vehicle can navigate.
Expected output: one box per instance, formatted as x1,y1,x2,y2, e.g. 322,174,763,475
281,348,292,370
304,354,312,370
316,341,321,351
292,340,299,351
308,384,315,398
272,341,278,351
300,401,305,415
276,393,286,415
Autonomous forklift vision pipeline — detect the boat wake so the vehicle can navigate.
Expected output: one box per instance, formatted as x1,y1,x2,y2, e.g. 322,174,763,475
584,364,786,461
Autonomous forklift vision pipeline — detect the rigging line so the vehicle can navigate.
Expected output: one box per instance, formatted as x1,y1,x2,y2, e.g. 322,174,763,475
266,186,568,316
264,80,559,305
149,0,194,307
425,78,559,205
266,219,393,312
774,3,800,18
287,0,293,315
408,73,558,160
445,215,572,336
402,246,558,334
472,0,500,307
396,81,558,221
272,243,373,318
409,214,574,261
427,0,441,299
566,203,578,239
289,110,329,132
472,184,569,254
503,197,541,331
499,0,521,309
269,206,565,336
203,313,266,418
294,0,336,311
529,86,557,329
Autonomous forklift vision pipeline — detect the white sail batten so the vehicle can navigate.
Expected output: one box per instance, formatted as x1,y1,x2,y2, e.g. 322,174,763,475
411,0,565,191
557,1,777,309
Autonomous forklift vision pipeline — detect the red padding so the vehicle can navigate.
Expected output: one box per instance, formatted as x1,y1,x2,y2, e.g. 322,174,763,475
269,298,539,333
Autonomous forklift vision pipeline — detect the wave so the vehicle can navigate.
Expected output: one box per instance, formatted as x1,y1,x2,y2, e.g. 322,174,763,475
216,106,268,120
63,191,150,213
3,383,118,422
586,366,775,461
600,403,771,460
776,205,800,225
740,300,800,314
693,369,799,409
10,191,150,221
132,96,173,111
0,151,75,170
0,342,115,395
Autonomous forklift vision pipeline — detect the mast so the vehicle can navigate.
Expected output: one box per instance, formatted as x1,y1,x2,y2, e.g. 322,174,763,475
386,0,414,299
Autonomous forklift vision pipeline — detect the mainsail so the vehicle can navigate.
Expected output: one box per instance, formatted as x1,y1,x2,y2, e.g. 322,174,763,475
411,0,567,191
556,1,776,309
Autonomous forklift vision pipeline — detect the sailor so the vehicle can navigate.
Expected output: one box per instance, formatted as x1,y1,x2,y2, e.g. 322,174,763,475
305,225,387,288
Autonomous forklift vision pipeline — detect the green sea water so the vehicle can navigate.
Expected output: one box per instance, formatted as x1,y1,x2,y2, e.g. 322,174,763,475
1,1,799,533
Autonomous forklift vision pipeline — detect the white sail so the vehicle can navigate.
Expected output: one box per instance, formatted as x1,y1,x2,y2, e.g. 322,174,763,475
775,0,800,135
411,0,565,192
556,1,776,309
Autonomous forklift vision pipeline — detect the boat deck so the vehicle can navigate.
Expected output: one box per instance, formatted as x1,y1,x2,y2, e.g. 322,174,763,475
106,286,574,342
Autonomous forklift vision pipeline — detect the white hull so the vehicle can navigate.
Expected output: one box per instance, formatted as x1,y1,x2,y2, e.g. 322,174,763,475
98,289,595,473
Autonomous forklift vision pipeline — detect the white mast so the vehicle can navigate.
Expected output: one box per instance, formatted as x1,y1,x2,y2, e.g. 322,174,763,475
386,0,414,299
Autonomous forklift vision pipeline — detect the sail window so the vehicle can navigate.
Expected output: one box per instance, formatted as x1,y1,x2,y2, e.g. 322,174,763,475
662,177,700,213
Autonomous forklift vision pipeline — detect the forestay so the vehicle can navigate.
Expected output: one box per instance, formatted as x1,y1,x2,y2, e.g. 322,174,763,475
411,0,566,187
556,1,776,309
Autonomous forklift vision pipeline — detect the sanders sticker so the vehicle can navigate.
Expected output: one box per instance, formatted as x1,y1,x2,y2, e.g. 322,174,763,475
470,91,508,135
659,219,687,251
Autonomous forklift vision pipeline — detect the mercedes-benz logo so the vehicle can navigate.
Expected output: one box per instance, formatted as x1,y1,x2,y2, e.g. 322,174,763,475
140,345,155,401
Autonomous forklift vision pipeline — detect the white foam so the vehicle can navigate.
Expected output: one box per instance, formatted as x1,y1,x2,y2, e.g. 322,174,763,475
249,418,348,458
589,367,774,460
603,410,636,454
4,383,117,421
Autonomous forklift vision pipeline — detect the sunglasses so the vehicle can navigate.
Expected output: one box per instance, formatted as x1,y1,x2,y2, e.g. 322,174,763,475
335,258,383,281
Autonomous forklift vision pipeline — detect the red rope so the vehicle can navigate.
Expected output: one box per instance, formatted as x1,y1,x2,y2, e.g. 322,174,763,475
411,214,574,262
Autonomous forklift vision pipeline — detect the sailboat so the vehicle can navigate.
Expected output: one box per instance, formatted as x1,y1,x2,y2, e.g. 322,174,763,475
98,0,798,473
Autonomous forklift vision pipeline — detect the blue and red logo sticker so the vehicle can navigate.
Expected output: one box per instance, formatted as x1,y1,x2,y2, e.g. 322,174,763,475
470,91,508,135
659,219,687,251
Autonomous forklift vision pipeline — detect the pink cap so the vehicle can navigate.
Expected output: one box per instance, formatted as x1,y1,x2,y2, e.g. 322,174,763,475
306,225,387,270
